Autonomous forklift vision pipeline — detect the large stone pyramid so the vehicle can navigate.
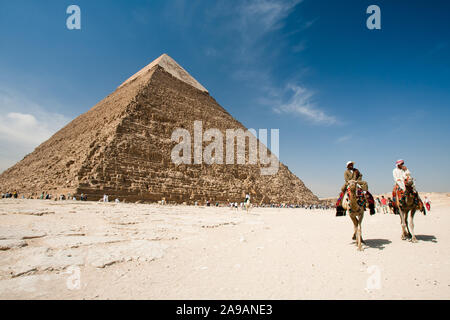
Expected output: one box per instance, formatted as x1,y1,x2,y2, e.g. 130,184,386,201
0,54,318,204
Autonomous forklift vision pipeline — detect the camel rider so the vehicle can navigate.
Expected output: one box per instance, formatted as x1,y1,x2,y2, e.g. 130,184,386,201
393,159,410,191
392,159,425,214
336,161,374,215
341,161,368,193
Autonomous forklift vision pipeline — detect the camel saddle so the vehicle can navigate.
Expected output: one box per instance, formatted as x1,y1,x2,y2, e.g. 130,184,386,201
335,187,375,216
393,183,426,215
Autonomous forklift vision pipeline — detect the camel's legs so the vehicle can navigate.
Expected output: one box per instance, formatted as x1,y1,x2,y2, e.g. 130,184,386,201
359,213,365,245
356,215,364,251
409,210,418,243
405,211,412,239
350,215,358,241
350,214,363,251
399,209,409,240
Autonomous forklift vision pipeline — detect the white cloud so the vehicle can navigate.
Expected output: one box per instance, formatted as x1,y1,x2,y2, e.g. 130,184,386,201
206,1,330,126
239,0,303,33
224,1,330,125
273,84,337,125
0,89,69,172
0,112,66,146
336,135,352,143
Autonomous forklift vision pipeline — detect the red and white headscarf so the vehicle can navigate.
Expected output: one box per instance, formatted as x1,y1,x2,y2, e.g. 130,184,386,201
396,159,404,165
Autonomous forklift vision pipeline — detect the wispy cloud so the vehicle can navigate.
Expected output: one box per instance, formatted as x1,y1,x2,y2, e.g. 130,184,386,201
0,88,69,172
0,112,66,146
272,84,338,125
204,0,332,125
336,135,352,143
284,17,317,37
205,0,303,63
239,0,303,33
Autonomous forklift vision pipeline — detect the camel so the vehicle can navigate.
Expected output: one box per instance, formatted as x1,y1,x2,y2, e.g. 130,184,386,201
396,179,420,242
341,180,365,251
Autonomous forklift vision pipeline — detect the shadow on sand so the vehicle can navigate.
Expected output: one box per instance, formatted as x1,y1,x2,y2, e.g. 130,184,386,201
363,238,392,250
415,234,438,243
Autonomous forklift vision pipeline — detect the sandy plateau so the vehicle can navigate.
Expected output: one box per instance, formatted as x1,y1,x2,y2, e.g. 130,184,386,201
0,192,449,299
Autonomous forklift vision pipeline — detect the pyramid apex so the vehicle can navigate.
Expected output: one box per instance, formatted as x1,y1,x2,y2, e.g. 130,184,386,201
119,53,208,93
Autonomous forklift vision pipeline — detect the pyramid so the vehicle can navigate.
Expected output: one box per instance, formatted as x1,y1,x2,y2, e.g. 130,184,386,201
0,54,318,204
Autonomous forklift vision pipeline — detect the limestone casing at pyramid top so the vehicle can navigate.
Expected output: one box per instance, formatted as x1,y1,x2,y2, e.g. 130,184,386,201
118,53,209,93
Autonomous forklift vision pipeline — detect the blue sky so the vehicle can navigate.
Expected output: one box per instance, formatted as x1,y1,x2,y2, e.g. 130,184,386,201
0,0,449,197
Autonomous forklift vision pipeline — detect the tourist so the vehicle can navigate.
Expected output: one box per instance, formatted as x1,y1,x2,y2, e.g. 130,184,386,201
388,197,394,214
425,196,431,212
381,196,388,214
375,197,382,213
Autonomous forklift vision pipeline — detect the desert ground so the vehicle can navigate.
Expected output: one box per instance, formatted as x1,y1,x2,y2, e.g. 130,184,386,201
0,193,449,300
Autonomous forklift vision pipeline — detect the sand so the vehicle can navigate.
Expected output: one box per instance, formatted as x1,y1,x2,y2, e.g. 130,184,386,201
0,193,449,300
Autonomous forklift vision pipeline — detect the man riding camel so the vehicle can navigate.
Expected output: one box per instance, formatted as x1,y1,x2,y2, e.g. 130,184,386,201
392,159,425,214
336,161,375,215
341,161,368,193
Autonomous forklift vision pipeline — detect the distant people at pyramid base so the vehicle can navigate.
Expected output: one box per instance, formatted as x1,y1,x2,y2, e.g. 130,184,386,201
1,191,18,199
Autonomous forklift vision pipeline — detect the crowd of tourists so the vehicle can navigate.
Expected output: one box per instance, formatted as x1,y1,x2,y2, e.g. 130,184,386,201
0,191,91,201
374,195,431,214
1,190,332,210
225,202,332,210
255,203,332,210
1,191,19,199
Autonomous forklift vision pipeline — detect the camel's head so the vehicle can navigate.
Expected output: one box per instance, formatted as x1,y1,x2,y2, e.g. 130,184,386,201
347,180,358,192
405,179,414,190
405,179,414,193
